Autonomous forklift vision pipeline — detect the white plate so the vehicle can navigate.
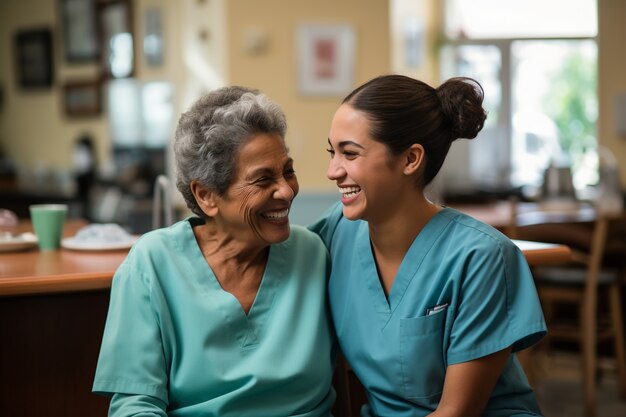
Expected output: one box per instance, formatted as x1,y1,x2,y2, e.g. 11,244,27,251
0,233,38,252
61,236,139,251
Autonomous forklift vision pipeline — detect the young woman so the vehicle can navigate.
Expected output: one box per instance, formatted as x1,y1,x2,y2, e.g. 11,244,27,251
310,75,546,417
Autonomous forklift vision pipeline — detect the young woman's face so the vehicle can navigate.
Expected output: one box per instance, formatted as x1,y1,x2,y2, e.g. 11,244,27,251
327,104,406,222
216,133,298,246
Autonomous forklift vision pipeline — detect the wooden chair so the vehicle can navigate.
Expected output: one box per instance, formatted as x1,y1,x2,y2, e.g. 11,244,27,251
519,212,626,416
331,355,368,417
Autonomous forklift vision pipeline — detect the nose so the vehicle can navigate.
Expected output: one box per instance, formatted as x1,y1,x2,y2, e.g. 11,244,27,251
273,178,297,201
326,156,345,181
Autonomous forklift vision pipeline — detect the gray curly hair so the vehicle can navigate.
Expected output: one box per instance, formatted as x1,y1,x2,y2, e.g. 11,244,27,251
173,86,287,217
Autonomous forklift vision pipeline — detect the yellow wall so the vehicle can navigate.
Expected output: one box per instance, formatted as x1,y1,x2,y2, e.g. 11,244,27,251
0,0,180,181
0,0,107,174
598,0,626,185
0,0,389,191
2,0,626,190
227,0,390,189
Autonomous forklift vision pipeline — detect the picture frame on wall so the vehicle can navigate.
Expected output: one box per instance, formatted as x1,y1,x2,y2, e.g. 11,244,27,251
14,28,54,89
296,24,356,96
63,80,101,117
143,6,164,67
59,0,99,62
97,0,134,78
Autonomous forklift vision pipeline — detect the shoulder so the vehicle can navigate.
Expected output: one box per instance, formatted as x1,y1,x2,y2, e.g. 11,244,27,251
308,201,365,248
112,219,201,298
287,224,327,252
131,218,194,253
272,225,330,279
120,219,194,278
438,207,519,260
308,201,343,233
436,208,532,291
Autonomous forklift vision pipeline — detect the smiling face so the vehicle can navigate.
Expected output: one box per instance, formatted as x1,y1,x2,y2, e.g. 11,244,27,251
327,104,407,223
212,132,298,247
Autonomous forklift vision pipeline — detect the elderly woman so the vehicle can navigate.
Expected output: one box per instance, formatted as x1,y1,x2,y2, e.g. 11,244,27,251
93,86,336,416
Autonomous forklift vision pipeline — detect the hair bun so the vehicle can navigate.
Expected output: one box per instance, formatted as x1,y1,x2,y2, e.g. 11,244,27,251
436,77,487,140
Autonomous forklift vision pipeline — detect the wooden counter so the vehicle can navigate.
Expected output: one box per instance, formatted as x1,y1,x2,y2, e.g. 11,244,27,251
0,248,126,296
1,229,571,302
451,200,597,229
514,239,572,266
0,219,123,416
0,219,129,296
0,218,572,297
0,290,111,416
0,216,571,416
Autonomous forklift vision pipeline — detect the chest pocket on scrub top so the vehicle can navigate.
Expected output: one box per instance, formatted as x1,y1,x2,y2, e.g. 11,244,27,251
399,310,446,404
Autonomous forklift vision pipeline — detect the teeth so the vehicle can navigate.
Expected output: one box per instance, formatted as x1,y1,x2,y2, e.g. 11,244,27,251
262,209,289,220
339,186,361,198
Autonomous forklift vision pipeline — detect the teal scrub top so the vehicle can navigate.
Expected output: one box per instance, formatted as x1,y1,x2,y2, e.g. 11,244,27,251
93,218,336,417
310,203,546,417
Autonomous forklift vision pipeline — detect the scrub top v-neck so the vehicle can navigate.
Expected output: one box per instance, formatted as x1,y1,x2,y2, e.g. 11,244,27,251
94,218,336,417
187,222,280,350
353,210,448,321
310,203,546,417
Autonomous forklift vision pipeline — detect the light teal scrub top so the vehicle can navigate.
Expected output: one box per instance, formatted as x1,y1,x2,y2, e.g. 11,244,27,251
310,203,547,417
93,218,336,417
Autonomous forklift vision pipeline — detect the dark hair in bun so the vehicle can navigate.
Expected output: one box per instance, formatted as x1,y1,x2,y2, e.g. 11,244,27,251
342,74,487,186
436,77,486,140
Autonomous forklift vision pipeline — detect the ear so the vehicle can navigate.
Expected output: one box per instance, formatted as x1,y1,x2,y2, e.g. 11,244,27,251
190,180,219,217
403,144,425,175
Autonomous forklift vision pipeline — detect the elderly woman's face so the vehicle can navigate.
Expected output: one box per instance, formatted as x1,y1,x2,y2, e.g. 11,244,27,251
216,133,298,246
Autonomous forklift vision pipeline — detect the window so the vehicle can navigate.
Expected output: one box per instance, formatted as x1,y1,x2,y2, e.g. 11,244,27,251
107,79,174,149
440,0,598,197
445,0,597,39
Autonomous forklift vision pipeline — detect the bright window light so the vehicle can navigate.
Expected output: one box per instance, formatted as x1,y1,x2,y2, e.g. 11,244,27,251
446,0,597,39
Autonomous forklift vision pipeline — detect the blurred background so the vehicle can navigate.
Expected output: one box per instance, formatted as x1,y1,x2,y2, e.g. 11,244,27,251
1,2,626,416
1,0,624,232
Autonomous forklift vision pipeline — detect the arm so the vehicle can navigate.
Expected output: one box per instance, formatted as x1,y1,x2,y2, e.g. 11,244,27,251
429,233,545,416
93,260,170,411
428,346,512,417
109,393,167,417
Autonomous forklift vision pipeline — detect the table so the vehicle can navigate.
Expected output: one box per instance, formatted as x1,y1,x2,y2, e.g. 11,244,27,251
0,227,571,297
452,200,626,395
451,200,597,230
513,239,572,266
452,200,626,260
0,218,571,416
0,220,127,296
0,218,572,298
0,219,123,416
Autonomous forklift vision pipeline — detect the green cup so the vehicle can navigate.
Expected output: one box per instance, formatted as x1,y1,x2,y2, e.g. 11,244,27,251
29,204,68,251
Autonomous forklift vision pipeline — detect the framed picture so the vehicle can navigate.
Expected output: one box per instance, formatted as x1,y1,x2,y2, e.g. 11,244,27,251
59,0,99,62
14,28,54,89
63,80,101,117
97,0,134,78
143,6,164,67
296,24,356,96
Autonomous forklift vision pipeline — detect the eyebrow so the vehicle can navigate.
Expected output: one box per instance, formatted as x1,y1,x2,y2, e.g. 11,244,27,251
327,138,365,149
247,157,293,177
